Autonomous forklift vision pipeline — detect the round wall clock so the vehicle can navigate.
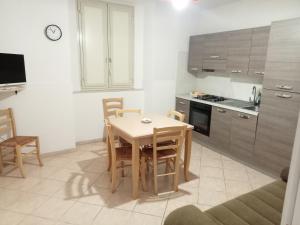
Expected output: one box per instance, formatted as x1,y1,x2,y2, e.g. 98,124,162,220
45,24,62,41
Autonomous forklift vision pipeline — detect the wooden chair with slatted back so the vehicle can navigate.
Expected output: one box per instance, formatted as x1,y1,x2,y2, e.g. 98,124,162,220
140,125,187,194
102,98,123,120
0,108,43,177
115,109,142,118
105,119,133,193
167,110,185,122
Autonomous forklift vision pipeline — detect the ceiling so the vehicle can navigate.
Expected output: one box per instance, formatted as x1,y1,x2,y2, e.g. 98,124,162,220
191,0,240,9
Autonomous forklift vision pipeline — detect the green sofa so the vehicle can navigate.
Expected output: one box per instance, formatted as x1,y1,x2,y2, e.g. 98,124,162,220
164,180,287,225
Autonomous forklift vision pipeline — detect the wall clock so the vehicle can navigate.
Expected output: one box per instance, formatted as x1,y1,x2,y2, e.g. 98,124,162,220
45,24,62,41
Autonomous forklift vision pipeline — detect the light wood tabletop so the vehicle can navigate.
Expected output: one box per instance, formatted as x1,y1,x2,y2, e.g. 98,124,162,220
109,114,194,198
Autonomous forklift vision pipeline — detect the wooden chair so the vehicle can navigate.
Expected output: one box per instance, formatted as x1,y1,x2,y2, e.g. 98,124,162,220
0,108,43,178
105,119,133,193
140,126,186,194
115,109,142,117
102,98,123,120
167,110,185,122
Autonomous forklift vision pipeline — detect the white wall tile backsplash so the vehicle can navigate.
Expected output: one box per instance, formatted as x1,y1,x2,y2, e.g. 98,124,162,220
195,74,263,101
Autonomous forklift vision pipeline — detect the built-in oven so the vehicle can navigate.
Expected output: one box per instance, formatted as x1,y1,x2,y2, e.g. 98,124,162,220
189,101,212,136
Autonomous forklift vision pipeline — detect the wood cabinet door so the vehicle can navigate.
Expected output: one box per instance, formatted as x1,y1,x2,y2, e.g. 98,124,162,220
267,18,300,63
248,26,270,76
175,98,190,123
202,32,228,60
254,89,300,174
210,107,232,152
226,29,252,76
230,111,257,162
188,35,205,74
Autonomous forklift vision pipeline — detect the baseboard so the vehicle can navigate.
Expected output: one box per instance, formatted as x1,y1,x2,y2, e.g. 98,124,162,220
41,148,76,157
76,138,103,146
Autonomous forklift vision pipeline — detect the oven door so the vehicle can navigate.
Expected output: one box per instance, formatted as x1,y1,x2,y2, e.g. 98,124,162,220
189,101,212,136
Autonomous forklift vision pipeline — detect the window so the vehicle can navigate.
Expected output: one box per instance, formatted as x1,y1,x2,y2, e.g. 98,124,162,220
78,0,134,90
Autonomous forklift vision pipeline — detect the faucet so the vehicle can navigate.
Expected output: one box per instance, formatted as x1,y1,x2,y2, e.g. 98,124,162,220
252,86,259,106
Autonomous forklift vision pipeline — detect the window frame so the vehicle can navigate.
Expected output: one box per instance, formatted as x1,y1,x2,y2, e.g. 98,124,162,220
77,0,135,91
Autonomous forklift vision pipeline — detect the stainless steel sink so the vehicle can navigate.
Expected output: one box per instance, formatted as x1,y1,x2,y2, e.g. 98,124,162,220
243,106,258,111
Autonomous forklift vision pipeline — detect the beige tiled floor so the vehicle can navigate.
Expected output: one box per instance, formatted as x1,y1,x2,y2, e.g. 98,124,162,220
0,141,275,225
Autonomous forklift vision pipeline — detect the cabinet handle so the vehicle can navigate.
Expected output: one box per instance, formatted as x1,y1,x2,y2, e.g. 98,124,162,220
210,55,220,59
255,71,265,75
239,114,250,119
178,110,185,114
238,70,242,73
276,93,292,98
231,70,238,73
217,108,226,113
179,101,186,105
190,67,199,71
275,85,293,90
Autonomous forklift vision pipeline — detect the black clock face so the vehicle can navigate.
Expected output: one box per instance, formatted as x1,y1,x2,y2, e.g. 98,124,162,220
45,24,62,41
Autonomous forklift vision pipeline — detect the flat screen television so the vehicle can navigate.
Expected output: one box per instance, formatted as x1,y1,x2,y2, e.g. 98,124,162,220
0,53,26,86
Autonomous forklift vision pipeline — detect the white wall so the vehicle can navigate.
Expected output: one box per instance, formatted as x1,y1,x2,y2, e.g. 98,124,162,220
0,0,76,153
0,0,145,152
190,0,300,101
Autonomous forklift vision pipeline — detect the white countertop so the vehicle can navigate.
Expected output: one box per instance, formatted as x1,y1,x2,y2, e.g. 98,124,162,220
176,94,259,116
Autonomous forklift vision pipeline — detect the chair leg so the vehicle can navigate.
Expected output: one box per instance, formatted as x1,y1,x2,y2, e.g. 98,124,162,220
153,158,158,195
121,161,125,177
111,162,117,193
106,137,112,172
173,156,180,192
15,146,26,178
0,149,3,174
35,138,43,167
140,156,147,192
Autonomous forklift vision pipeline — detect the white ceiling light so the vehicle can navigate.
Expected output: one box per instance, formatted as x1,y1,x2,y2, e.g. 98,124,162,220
171,0,190,10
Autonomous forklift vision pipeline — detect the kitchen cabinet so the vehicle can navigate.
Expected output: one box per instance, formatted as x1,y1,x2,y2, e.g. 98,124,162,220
226,29,252,76
254,90,300,174
175,97,190,123
230,111,257,162
248,26,270,76
188,35,205,74
210,107,232,152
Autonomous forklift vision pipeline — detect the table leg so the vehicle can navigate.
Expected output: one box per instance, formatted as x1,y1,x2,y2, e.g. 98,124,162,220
132,139,140,199
184,129,192,181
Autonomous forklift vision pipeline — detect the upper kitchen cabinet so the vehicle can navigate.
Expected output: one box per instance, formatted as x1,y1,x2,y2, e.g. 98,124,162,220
248,26,270,76
267,18,300,63
226,29,252,76
188,35,205,74
263,18,300,92
202,32,228,72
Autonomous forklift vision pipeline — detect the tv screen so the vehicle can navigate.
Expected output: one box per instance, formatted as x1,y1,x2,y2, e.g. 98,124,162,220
0,53,26,85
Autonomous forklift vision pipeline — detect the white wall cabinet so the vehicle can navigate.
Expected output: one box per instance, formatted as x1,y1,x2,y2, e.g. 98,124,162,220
79,0,134,90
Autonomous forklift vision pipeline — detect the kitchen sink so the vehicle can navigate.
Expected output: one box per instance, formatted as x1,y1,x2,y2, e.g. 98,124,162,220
243,105,258,111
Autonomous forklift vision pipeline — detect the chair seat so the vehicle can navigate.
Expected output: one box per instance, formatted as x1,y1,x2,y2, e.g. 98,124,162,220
116,146,132,161
142,147,177,160
0,136,37,148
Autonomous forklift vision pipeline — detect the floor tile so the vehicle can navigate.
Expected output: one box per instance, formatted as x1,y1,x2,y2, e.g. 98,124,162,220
92,207,131,225
5,177,42,191
134,195,168,217
30,179,65,196
200,166,224,179
61,202,102,225
225,180,252,196
0,209,25,225
198,189,227,206
33,196,75,220
199,177,226,192
129,212,162,225
223,168,249,182
200,158,222,168
0,188,22,209
18,216,56,225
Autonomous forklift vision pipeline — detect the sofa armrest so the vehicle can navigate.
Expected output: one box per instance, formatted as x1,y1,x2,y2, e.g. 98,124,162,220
164,205,218,225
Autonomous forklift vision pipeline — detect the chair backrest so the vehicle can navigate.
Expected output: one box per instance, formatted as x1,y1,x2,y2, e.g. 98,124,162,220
0,108,16,140
115,109,142,118
153,126,186,155
104,119,117,161
167,110,185,122
102,98,123,119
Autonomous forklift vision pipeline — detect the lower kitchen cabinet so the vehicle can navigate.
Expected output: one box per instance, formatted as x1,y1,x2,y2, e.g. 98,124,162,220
254,89,300,174
230,111,257,162
175,97,190,123
210,107,232,152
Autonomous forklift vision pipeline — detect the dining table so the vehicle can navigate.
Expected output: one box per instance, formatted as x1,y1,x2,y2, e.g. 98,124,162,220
108,114,194,199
